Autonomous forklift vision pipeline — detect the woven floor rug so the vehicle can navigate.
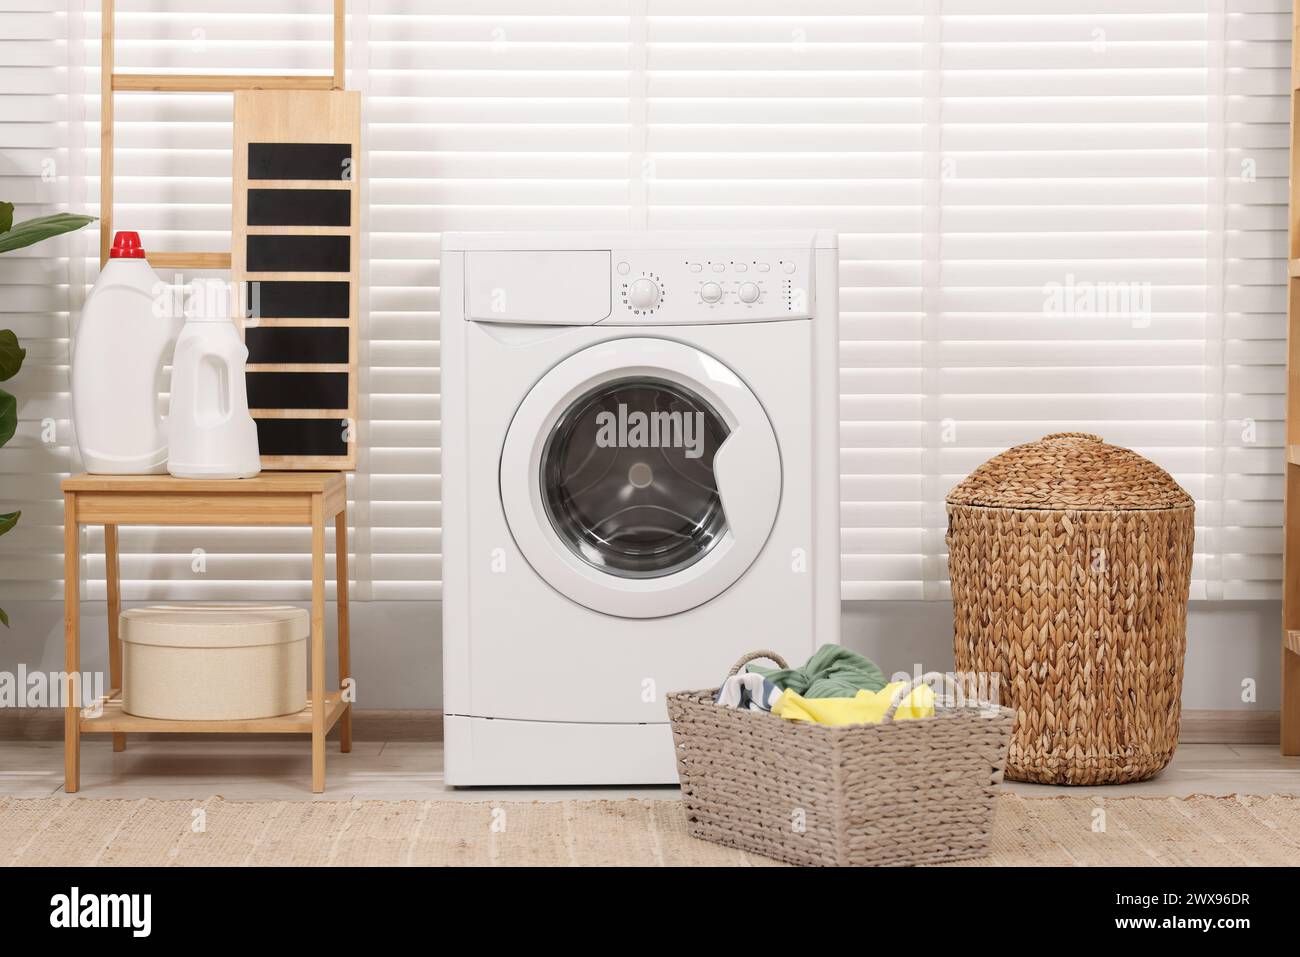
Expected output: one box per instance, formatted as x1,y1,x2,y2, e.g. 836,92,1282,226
2,793,1298,866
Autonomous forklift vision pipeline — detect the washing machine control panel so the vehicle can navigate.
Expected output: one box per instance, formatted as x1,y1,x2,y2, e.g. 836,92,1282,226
609,249,814,324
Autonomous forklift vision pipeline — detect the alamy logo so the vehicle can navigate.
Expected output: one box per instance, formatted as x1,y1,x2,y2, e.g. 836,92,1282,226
0,666,104,712
594,404,705,459
49,887,151,938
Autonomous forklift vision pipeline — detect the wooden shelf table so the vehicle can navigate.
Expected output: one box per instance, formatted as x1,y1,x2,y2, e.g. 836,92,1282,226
61,472,352,793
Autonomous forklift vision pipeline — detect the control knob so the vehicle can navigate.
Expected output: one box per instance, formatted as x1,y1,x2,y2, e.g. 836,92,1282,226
738,281,760,304
700,281,723,304
627,277,660,310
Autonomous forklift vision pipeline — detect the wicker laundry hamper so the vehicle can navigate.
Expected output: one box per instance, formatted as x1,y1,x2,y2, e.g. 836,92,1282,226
667,652,1015,867
946,432,1195,785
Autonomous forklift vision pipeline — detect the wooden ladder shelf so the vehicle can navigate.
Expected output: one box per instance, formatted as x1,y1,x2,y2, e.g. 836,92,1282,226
98,0,346,269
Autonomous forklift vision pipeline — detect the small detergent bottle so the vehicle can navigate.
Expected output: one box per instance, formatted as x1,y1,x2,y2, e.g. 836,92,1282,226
166,278,261,480
71,231,182,473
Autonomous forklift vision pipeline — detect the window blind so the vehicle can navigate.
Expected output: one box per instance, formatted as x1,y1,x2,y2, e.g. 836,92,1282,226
0,1,1288,605
1219,0,1288,600
1,0,80,601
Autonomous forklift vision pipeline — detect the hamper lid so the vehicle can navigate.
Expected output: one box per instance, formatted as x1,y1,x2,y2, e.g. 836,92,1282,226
945,432,1194,511
120,603,309,648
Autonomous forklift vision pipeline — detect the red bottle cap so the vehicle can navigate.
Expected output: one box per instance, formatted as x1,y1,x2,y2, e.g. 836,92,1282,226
109,231,146,259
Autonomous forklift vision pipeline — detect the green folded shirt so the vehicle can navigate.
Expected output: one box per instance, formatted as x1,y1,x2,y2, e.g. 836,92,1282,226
746,644,887,698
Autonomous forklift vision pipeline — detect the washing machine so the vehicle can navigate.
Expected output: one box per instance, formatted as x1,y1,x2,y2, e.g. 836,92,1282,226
440,230,840,785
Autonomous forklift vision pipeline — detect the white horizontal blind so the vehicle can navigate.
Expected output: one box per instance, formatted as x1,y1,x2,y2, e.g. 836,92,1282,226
638,0,1287,600
355,0,1294,601
367,0,637,599
1219,0,1288,599
0,0,79,601
0,2,1289,605
934,0,1222,601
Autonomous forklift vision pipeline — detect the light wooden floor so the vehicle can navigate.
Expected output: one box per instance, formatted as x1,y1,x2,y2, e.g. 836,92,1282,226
2,740,1298,802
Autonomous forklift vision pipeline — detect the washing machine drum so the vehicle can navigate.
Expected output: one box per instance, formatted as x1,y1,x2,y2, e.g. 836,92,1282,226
500,338,782,619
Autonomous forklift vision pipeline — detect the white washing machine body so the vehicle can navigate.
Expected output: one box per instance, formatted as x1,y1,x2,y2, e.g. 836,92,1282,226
441,231,840,785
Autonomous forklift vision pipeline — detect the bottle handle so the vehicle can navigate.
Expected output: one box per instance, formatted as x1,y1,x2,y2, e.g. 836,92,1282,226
216,346,236,426
160,310,184,432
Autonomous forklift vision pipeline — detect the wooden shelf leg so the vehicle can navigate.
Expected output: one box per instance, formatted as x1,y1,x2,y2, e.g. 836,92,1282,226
311,494,327,792
63,493,81,793
1285,644,1300,755
336,509,352,754
105,524,125,752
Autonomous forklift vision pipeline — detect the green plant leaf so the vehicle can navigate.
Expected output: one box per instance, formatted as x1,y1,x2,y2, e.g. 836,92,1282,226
0,202,12,234
0,508,17,627
0,329,25,382
0,213,96,255
0,389,15,449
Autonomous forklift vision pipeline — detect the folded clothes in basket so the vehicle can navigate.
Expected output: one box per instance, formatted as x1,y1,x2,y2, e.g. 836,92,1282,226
772,682,935,727
745,644,887,697
717,647,889,712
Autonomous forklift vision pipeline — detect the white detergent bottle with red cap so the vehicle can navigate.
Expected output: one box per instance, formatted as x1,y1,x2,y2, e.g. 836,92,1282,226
71,231,183,473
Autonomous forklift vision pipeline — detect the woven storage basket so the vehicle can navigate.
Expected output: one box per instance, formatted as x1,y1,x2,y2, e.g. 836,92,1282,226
946,432,1195,786
667,652,1015,867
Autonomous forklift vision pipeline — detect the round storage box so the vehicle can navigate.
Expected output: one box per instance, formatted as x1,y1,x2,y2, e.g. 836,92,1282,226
946,432,1195,785
121,603,307,721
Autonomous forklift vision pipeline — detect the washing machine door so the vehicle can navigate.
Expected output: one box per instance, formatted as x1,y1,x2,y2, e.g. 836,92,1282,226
500,337,781,619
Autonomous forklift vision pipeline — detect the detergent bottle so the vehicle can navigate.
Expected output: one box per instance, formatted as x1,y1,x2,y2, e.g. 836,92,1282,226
71,231,181,473
166,279,261,480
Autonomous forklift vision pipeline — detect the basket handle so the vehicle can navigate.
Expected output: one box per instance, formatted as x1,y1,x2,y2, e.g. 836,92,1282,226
727,649,790,677
882,671,967,723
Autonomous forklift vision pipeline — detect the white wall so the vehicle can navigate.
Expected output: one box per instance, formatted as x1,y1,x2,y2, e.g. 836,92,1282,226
1,600,1278,712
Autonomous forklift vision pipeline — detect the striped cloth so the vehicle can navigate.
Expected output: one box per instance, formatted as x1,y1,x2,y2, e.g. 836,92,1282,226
714,673,783,712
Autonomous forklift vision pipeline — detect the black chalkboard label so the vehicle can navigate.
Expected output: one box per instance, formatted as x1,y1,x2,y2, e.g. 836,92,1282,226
246,371,349,410
255,418,349,457
248,143,352,181
248,188,350,227
246,280,349,319
247,235,349,273
246,326,349,364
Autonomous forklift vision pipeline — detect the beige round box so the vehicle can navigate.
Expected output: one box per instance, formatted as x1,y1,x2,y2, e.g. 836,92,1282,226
121,604,308,721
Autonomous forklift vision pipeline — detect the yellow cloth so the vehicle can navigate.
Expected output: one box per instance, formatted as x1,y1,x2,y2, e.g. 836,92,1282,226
771,681,935,727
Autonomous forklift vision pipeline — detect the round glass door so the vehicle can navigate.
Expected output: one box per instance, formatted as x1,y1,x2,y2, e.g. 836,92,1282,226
499,337,781,619
541,378,731,578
